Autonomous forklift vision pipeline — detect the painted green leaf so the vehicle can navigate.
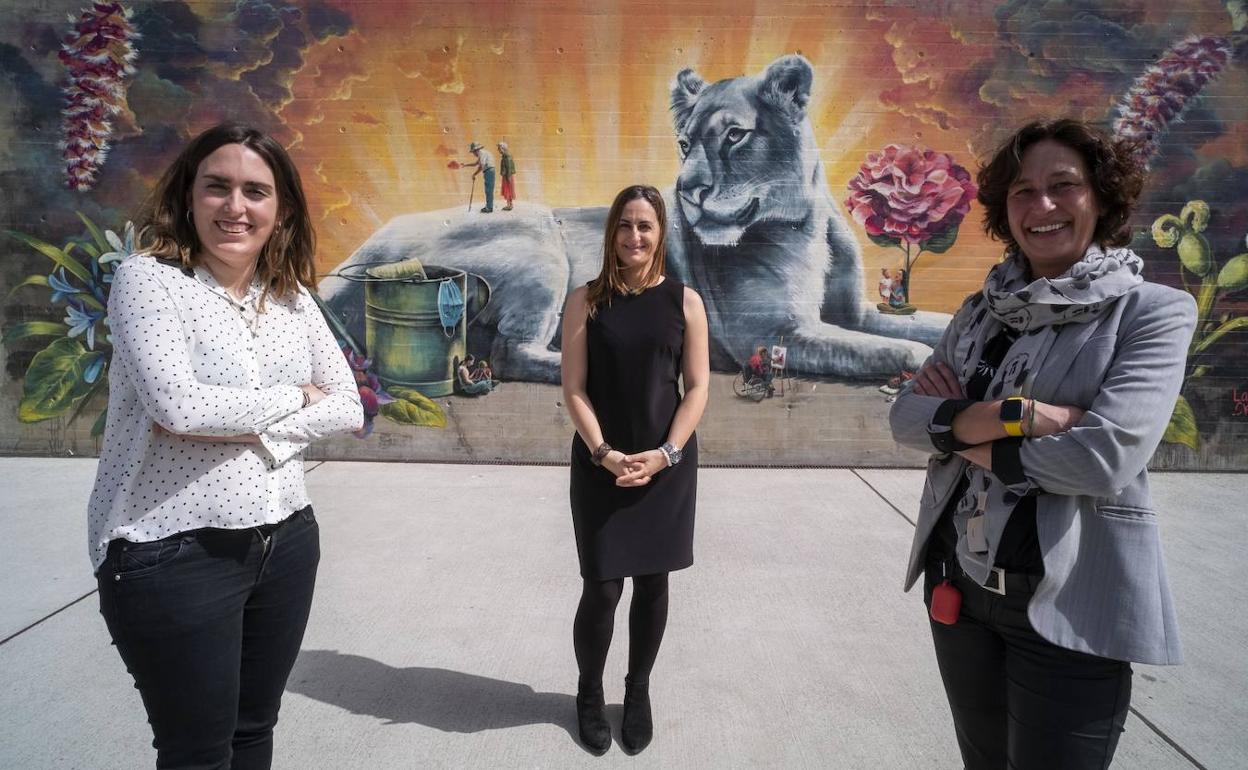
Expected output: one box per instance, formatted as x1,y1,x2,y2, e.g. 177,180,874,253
18,337,99,422
1216,253,1248,291
2,321,68,345
867,232,903,250
91,407,108,437
7,231,92,284
1161,394,1199,451
5,275,50,300
76,212,110,253
1177,232,1212,276
921,224,960,254
379,386,447,428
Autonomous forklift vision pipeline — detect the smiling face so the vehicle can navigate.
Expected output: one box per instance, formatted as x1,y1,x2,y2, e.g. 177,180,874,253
614,198,661,278
1006,139,1102,278
190,143,280,276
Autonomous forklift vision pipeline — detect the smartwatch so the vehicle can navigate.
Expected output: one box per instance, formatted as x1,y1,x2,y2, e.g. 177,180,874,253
999,396,1026,437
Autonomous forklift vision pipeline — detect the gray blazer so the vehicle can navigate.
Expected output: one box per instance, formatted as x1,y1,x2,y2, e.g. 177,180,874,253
890,281,1197,665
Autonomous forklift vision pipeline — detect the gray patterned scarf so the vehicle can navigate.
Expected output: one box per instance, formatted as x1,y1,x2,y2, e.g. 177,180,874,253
950,245,1144,584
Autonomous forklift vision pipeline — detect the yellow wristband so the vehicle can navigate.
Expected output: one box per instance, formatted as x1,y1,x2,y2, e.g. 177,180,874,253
1000,396,1026,437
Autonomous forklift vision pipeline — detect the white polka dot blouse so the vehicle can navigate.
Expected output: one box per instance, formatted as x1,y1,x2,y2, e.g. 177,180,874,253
87,255,364,570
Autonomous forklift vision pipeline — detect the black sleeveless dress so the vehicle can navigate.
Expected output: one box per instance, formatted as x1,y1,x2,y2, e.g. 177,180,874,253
570,277,698,581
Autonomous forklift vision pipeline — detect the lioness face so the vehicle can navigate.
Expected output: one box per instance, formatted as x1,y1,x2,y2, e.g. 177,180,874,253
671,56,820,247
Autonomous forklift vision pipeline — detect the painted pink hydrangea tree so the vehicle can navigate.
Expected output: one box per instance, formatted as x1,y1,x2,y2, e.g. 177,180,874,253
845,145,977,313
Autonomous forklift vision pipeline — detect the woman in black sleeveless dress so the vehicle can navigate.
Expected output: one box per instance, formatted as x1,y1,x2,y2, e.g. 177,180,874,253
560,185,710,755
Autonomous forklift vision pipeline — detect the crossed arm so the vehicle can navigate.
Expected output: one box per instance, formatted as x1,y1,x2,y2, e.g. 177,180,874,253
891,289,1196,495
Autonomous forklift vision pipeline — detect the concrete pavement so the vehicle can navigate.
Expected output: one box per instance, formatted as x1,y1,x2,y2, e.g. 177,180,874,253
0,458,1244,769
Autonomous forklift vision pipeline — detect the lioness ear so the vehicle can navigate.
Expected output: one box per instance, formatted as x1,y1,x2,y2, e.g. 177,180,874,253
759,55,813,122
670,68,705,135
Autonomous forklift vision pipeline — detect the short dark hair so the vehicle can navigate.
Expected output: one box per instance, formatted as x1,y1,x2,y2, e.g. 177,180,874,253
977,118,1146,250
137,122,317,297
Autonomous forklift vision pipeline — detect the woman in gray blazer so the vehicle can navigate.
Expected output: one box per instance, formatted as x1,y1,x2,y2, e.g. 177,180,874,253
890,118,1196,770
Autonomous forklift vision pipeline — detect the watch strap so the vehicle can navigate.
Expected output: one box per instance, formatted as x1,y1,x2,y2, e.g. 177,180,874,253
1000,396,1026,437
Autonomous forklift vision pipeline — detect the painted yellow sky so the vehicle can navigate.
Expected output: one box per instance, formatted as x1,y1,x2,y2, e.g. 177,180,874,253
272,0,1124,312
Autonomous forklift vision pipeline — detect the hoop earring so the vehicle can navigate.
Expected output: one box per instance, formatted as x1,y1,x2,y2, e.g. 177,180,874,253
185,210,193,225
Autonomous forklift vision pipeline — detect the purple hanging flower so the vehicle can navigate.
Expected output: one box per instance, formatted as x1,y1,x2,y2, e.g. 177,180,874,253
58,2,140,191
1112,36,1232,169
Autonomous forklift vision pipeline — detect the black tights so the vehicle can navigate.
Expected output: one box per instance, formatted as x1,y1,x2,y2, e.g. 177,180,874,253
573,573,669,685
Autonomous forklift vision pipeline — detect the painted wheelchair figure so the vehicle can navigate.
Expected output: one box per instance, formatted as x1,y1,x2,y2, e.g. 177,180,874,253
733,346,776,401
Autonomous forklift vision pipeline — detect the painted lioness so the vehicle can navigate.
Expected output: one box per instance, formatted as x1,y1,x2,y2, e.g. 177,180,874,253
322,55,949,383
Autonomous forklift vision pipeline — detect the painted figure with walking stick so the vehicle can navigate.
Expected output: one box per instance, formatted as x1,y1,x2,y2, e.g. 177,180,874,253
463,142,495,213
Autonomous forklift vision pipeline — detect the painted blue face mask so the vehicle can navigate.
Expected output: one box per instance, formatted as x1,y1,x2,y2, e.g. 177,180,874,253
438,278,465,337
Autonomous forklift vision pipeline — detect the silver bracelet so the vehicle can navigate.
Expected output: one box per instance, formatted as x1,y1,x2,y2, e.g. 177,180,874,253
301,389,311,409
659,441,683,466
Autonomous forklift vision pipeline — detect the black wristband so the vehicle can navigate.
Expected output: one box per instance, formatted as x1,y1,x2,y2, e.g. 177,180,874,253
590,442,612,466
990,437,1028,485
928,399,976,453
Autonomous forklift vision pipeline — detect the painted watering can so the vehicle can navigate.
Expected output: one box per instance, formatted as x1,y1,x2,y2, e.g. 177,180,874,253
337,259,491,397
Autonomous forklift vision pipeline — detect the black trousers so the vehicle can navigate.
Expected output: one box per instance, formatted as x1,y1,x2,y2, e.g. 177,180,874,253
924,564,1132,770
97,507,320,770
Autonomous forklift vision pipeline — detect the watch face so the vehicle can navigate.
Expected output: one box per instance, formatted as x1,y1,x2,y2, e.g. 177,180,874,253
1000,398,1024,422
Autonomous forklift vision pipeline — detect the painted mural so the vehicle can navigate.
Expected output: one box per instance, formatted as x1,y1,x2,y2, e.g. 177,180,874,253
2,0,1246,468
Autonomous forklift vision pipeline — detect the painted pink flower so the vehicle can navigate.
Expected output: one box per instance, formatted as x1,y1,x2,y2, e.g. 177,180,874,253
845,145,977,246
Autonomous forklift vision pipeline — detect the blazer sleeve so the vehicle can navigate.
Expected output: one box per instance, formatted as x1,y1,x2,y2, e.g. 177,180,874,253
108,258,305,436
256,290,365,466
888,295,976,452
1016,287,1197,498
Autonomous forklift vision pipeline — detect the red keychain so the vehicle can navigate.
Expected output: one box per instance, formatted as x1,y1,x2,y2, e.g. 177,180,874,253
930,562,962,625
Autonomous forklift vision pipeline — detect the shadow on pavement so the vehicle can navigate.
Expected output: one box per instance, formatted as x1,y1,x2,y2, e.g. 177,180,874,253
288,649,578,741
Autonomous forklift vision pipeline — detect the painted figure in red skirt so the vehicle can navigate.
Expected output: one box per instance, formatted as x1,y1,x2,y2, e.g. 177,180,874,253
498,141,517,211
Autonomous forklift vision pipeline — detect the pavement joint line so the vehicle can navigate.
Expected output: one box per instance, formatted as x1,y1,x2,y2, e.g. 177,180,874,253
849,468,917,527
0,589,97,648
847,466,1205,768
303,461,325,474
1127,706,1206,769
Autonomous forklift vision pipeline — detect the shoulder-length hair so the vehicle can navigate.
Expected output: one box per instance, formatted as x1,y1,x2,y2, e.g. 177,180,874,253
977,118,1146,250
136,122,317,299
585,185,668,318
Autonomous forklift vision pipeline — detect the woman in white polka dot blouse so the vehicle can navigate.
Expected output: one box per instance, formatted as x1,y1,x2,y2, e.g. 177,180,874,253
87,123,363,769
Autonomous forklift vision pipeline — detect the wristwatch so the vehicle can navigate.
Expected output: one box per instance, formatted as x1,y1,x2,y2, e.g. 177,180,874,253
999,396,1026,437
659,442,683,466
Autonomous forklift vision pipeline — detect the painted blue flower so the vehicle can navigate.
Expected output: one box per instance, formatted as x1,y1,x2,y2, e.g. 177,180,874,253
84,354,106,384
86,253,111,302
65,299,105,350
48,269,80,304
99,222,136,264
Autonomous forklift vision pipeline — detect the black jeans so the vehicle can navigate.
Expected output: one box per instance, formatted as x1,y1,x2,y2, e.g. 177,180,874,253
924,564,1132,770
97,507,320,770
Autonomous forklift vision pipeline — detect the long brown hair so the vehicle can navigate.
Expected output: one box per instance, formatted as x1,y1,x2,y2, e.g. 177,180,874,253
136,122,317,300
585,185,668,318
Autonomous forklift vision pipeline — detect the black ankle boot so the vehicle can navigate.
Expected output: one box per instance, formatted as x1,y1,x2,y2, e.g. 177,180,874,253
576,678,611,755
621,675,653,754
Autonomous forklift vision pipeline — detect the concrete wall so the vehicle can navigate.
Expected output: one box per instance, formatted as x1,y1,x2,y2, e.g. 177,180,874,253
3,0,1247,468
